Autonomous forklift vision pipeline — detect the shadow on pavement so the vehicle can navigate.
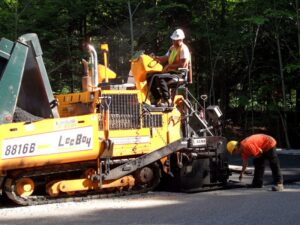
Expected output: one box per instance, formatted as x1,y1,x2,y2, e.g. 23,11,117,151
228,151,300,188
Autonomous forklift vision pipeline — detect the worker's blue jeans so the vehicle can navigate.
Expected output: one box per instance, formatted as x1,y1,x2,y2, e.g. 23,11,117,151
252,148,283,187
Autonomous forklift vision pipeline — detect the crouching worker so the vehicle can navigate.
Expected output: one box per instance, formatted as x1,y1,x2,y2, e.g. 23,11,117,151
227,134,284,191
148,28,191,107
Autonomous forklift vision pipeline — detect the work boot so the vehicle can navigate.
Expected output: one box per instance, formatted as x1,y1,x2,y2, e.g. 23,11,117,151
158,102,168,107
158,99,171,107
167,98,172,107
271,183,284,192
153,99,161,106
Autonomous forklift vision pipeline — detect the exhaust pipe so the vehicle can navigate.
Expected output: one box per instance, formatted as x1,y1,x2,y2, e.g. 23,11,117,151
87,44,98,88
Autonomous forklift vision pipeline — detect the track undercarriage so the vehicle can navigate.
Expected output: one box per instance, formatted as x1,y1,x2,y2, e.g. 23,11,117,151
3,160,161,206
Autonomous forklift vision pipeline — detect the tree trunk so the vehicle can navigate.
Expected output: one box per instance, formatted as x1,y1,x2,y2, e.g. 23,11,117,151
296,0,300,57
127,1,142,58
296,0,300,113
244,25,260,133
275,32,291,148
15,5,18,39
206,21,223,105
128,1,134,57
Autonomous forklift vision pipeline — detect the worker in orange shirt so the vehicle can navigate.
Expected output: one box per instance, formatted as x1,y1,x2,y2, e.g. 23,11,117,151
227,134,284,191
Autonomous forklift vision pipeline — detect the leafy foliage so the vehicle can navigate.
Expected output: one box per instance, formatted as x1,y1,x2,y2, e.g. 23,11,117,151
0,0,299,147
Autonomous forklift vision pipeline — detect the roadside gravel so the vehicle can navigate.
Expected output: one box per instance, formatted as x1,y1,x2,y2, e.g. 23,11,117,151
0,192,183,220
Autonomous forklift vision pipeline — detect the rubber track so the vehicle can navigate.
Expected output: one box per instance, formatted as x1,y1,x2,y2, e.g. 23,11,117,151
5,182,154,206
4,165,160,206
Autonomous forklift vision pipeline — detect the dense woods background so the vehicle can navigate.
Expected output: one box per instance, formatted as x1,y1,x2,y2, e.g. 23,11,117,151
0,0,299,148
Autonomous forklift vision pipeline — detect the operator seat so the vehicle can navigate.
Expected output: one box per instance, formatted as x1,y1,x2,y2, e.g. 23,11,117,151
145,69,186,109
166,68,189,102
166,68,188,87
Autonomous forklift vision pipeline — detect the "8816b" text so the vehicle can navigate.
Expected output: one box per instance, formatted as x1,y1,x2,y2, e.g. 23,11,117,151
5,143,36,156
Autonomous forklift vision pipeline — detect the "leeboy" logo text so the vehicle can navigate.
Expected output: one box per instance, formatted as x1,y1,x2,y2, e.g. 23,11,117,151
58,133,91,148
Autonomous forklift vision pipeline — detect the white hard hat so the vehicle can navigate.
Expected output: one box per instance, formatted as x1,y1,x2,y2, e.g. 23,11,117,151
170,29,185,40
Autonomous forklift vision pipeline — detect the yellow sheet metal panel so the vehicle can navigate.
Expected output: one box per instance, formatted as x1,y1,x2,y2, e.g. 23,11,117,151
55,91,99,117
107,129,151,156
97,64,116,82
131,54,162,83
55,91,93,105
0,114,100,171
130,54,162,101
167,107,182,143
101,89,140,96
148,109,182,151
104,108,182,157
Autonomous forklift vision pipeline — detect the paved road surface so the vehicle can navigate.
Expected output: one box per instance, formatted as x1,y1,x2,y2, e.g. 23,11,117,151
0,152,299,225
